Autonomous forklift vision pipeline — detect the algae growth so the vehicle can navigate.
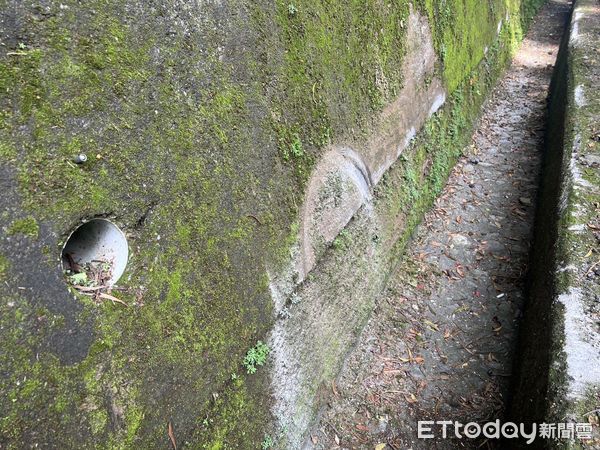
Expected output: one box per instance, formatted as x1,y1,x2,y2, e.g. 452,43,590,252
0,0,547,447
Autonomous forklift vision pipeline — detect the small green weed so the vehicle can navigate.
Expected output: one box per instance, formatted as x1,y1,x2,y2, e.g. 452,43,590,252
261,434,274,449
68,272,89,286
243,341,270,374
289,133,304,158
332,229,351,250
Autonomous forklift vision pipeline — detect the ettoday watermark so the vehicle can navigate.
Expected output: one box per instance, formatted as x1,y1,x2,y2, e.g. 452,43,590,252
417,420,593,444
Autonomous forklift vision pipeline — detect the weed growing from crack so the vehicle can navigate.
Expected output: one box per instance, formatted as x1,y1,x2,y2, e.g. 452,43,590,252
261,434,274,449
243,341,271,374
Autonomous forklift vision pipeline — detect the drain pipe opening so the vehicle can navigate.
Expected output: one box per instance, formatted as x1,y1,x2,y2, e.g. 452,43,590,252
61,219,129,286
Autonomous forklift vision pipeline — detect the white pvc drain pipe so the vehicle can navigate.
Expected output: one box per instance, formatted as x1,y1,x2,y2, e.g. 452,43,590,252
61,219,128,285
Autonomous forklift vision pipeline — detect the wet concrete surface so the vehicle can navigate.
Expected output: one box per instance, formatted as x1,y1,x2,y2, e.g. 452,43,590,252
309,1,572,448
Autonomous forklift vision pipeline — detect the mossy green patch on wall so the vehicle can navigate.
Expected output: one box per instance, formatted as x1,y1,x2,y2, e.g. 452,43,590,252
418,0,546,91
0,254,9,280
6,216,39,238
1,0,288,447
0,0,548,447
263,0,413,183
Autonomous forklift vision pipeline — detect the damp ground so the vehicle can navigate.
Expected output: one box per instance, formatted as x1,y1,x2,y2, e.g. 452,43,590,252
309,1,572,448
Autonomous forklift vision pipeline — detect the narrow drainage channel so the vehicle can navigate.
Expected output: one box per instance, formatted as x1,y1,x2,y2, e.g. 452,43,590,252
309,0,572,449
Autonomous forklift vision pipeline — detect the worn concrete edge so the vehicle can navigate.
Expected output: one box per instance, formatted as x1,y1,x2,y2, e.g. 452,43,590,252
508,0,600,448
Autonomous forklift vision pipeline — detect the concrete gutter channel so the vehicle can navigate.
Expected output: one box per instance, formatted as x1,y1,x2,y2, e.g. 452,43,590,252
0,0,596,447
508,0,600,448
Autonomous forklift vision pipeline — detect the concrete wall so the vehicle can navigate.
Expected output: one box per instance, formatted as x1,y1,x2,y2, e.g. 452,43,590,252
509,0,600,447
0,0,546,447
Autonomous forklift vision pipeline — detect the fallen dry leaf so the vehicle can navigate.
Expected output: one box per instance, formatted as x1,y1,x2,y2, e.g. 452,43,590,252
332,380,339,397
405,393,418,404
98,292,129,307
424,320,439,331
168,421,177,450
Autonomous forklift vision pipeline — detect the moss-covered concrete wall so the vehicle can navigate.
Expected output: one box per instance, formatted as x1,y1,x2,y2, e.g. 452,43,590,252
509,0,600,448
0,0,545,447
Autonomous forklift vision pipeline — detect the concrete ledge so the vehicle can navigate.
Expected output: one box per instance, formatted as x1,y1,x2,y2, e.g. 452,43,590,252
510,0,600,447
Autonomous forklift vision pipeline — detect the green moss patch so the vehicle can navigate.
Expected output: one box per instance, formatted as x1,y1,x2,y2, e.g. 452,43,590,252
7,216,39,238
0,0,548,447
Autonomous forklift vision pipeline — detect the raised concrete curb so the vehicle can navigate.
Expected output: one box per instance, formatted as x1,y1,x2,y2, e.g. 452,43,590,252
510,0,600,447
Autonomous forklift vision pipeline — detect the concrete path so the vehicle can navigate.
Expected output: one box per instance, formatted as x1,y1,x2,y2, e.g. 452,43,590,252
311,1,572,448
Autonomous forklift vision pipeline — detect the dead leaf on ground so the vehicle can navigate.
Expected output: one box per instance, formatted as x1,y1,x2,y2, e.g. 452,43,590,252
404,393,418,404
168,421,177,450
424,320,439,331
332,379,339,397
98,292,129,307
